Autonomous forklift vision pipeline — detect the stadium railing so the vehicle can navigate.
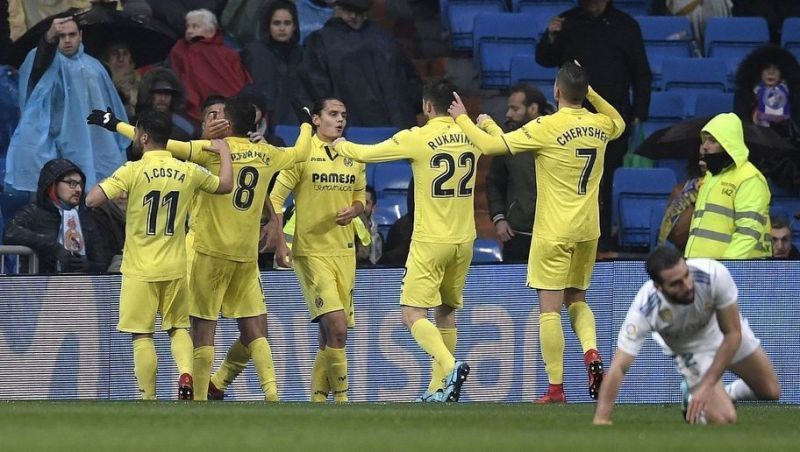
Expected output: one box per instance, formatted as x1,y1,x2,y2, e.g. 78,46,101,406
0,245,39,274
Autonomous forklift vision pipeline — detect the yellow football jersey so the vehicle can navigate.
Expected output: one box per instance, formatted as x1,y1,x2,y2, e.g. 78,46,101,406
270,134,366,257
99,151,220,281
336,116,502,244
116,123,312,262
457,89,625,242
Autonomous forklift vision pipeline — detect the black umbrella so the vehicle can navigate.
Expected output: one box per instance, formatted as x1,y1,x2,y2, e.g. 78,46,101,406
635,116,798,161
10,3,177,68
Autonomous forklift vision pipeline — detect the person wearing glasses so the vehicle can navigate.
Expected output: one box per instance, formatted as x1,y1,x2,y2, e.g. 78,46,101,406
3,158,112,273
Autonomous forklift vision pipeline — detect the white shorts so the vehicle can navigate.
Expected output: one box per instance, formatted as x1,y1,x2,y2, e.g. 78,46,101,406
672,318,761,389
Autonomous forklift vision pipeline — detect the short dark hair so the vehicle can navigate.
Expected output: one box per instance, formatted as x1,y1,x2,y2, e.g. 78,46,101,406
509,83,552,115
771,214,791,230
223,96,256,136
202,94,228,117
423,78,459,115
556,61,589,104
645,246,685,284
365,185,377,202
135,110,172,146
311,97,346,117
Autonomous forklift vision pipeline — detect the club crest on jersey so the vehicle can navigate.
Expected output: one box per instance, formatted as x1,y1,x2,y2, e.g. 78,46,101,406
624,323,637,339
658,308,673,322
315,297,324,308
344,158,354,167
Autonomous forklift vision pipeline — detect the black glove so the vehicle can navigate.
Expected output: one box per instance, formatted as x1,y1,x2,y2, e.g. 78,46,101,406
87,107,120,132
291,100,313,125
54,247,89,273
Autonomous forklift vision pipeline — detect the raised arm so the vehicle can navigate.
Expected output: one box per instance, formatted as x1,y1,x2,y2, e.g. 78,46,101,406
202,139,233,194
586,87,626,140
85,185,109,208
449,93,508,156
87,109,195,159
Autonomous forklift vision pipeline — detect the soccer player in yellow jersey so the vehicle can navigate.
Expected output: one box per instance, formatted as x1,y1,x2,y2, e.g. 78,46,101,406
332,79,505,402
88,98,312,401
270,97,366,402
449,61,626,403
85,111,233,400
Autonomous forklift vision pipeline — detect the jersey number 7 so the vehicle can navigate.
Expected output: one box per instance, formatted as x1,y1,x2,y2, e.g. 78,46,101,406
576,148,597,196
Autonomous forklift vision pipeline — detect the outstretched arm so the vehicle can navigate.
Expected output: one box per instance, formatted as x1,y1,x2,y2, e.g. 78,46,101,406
593,349,635,425
449,93,508,156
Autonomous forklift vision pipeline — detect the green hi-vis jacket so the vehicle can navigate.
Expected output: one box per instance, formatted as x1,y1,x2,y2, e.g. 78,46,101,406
685,113,772,259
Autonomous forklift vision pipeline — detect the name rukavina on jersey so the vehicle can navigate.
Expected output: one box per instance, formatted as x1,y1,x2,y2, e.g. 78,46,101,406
142,167,187,183
427,133,473,150
231,149,272,165
555,126,609,146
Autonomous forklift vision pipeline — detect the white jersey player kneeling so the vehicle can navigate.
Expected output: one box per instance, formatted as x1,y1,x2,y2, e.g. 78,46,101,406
593,246,780,425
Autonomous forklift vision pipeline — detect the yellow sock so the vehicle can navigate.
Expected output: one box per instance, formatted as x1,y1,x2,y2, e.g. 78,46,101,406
132,337,157,400
169,329,193,376
540,312,565,385
325,347,349,402
192,346,214,401
428,327,457,392
247,337,279,401
211,339,250,391
568,301,598,352
311,348,330,402
410,319,455,375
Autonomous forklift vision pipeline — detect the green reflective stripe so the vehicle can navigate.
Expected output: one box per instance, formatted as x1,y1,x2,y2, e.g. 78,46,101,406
735,226,762,240
754,242,766,252
694,209,705,217
734,211,767,224
690,228,731,243
704,203,735,218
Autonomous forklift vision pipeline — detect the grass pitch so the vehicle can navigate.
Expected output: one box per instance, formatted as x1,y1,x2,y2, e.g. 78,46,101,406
1,402,797,451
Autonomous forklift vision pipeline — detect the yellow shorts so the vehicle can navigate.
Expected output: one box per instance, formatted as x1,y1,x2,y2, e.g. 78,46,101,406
400,241,472,309
189,251,266,320
293,255,356,328
118,276,190,333
185,229,195,282
528,237,597,291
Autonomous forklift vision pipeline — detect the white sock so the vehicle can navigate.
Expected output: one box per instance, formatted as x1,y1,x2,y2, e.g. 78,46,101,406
725,378,757,401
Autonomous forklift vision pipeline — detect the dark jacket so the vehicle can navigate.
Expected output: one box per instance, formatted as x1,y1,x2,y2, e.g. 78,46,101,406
535,3,651,122
242,3,310,126
2,159,112,273
134,67,195,140
302,18,422,128
486,152,536,234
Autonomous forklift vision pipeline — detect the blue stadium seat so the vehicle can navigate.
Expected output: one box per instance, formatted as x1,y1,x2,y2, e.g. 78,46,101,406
613,0,650,16
635,15,694,89
513,0,575,13
373,161,412,196
654,158,689,184
612,168,677,249
509,55,557,103
273,124,299,146
641,92,685,138
472,238,502,263
447,1,507,52
366,164,376,188
693,92,733,117
517,3,571,34
650,204,664,250
768,179,800,226
661,57,727,116
473,13,540,88
346,127,398,144
373,194,407,226
704,17,769,87
781,17,800,61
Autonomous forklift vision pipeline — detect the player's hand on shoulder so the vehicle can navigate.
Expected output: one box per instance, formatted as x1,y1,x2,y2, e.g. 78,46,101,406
332,137,347,148
203,138,230,155
476,114,492,127
248,131,266,144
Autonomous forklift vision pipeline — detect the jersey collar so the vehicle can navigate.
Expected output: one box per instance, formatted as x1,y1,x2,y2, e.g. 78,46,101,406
142,150,173,159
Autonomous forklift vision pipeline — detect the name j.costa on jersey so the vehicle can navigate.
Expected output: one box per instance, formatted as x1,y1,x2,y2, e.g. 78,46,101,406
312,172,356,191
142,167,186,183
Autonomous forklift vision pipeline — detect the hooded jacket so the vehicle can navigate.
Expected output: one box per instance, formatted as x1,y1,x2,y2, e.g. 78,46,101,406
3,159,112,273
242,1,310,126
685,113,772,259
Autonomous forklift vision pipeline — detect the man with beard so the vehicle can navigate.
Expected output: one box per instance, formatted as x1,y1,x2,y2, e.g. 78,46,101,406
593,247,779,425
684,113,772,259
485,84,552,262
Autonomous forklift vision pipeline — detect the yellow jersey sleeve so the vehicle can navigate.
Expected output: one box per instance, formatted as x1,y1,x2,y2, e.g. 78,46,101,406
480,118,504,137
335,129,420,163
188,162,220,194
503,117,550,155
586,87,626,140
98,162,134,199
454,115,508,156
270,162,304,213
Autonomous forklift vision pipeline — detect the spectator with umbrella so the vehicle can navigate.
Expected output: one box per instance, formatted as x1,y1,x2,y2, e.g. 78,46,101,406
4,13,129,194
